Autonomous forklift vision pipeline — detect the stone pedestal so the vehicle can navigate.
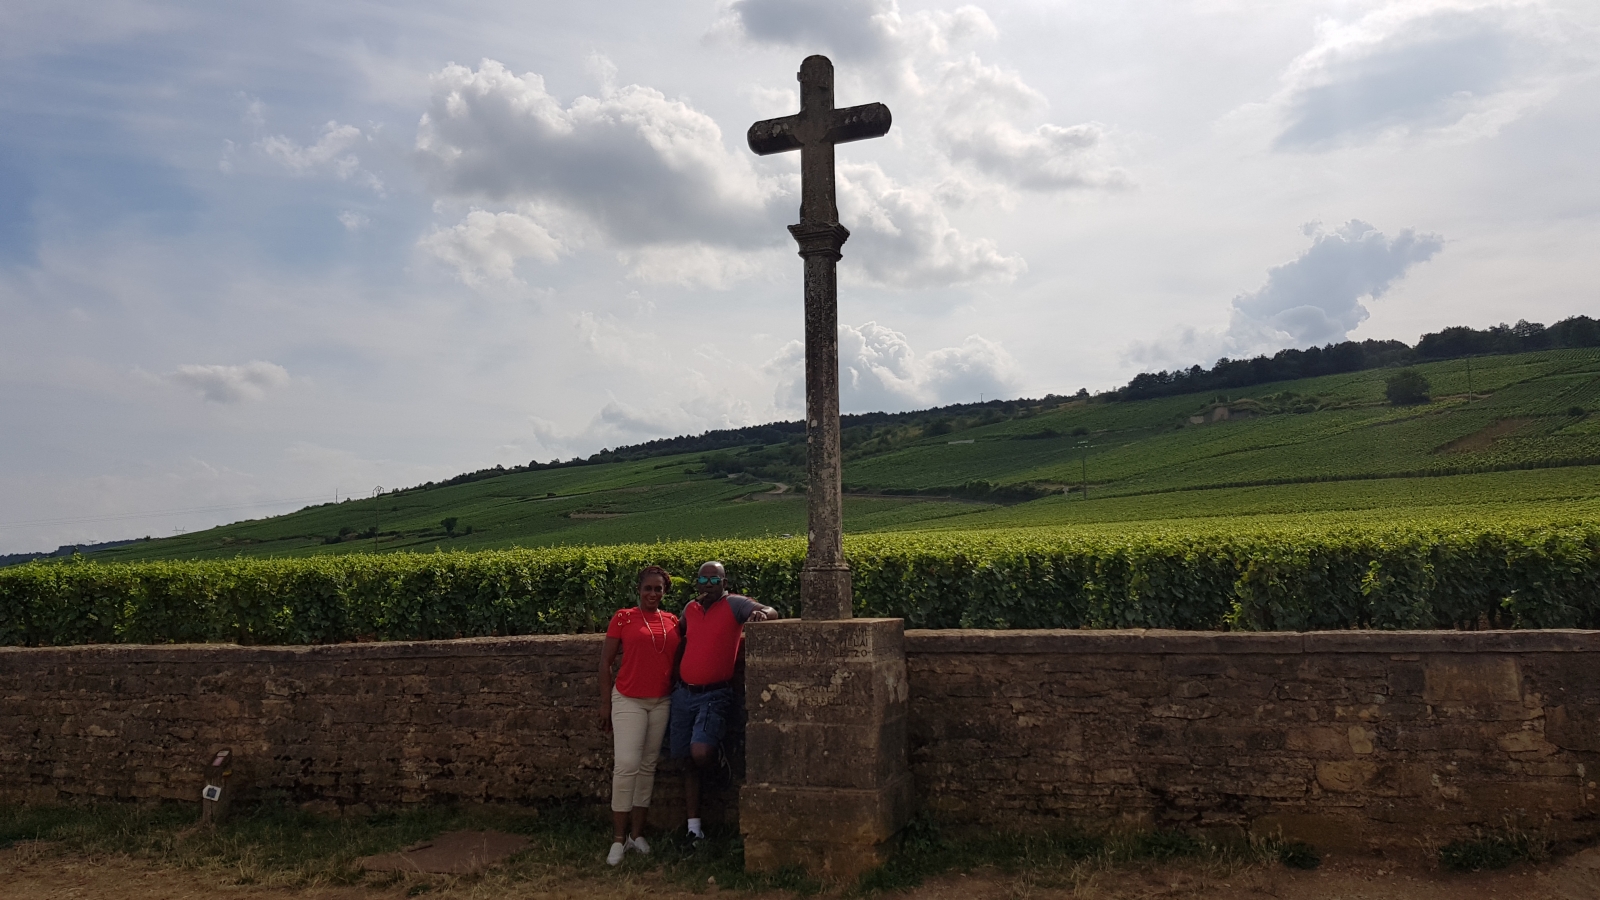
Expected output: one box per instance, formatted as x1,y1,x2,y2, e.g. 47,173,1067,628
741,618,913,879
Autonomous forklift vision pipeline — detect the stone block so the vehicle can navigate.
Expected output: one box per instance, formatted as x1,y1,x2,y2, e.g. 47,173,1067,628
742,619,912,879
1315,760,1376,793
744,836,894,881
741,775,913,845
742,781,912,879
1424,656,1521,702
746,718,906,789
1546,704,1600,752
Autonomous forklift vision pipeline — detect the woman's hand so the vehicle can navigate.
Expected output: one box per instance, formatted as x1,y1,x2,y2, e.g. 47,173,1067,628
598,699,613,733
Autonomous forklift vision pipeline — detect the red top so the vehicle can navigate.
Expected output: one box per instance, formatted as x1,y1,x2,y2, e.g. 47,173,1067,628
606,607,680,699
678,593,758,686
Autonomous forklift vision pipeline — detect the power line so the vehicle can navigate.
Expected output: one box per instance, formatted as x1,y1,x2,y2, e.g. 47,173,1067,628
0,495,333,531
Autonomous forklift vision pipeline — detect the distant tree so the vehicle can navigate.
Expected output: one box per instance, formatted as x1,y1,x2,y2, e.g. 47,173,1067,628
1385,369,1431,405
1549,315,1600,348
441,516,459,537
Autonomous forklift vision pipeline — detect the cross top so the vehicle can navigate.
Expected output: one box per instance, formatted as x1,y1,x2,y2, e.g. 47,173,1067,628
748,55,892,226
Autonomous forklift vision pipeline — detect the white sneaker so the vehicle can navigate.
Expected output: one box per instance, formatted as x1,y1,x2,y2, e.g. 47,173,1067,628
627,835,651,856
606,841,626,865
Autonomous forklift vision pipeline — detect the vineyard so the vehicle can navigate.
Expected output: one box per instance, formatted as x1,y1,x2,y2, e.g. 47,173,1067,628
9,347,1597,644
5,511,1598,646
846,349,1600,494
66,347,1600,563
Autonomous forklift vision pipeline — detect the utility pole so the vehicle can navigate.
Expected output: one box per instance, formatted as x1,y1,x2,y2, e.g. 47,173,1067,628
372,486,383,550
1078,440,1090,501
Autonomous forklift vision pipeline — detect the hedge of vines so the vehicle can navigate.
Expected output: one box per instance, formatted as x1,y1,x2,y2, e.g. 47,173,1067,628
2,523,1598,646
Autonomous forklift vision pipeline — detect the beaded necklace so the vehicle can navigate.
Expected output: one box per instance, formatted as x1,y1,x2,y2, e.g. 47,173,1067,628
640,606,667,654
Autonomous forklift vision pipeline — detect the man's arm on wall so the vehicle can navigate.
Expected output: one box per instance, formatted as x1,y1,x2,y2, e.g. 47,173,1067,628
729,595,780,623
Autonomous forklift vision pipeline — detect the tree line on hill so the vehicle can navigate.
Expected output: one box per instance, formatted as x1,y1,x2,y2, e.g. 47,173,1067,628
386,314,1599,497
388,393,1090,495
1120,316,1600,401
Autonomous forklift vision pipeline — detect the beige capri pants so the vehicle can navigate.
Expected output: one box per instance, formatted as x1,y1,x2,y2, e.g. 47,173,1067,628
611,687,671,813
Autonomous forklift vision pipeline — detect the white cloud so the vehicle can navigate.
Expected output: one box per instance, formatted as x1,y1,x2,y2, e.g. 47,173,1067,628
415,59,778,246
712,0,996,66
419,209,567,285
413,57,1022,289
768,321,1021,413
337,210,369,231
719,2,1126,195
258,121,363,177
838,162,1026,287
1232,220,1444,346
934,55,1130,192
1268,2,1577,149
1127,220,1444,368
166,361,290,403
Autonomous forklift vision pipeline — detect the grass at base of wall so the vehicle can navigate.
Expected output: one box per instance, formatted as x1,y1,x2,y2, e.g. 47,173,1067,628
0,800,821,894
2,800,1314,894
1439,828,1552,872
851,813,1288,894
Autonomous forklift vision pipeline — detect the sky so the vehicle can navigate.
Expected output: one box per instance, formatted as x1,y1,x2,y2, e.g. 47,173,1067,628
1,0,1597,553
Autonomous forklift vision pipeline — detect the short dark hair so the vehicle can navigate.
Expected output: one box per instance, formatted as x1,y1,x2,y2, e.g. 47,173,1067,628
637,566,672,588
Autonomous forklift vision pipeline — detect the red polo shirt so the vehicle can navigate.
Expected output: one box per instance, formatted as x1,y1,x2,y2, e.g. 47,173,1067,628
678,593,759,686
606,607,680,698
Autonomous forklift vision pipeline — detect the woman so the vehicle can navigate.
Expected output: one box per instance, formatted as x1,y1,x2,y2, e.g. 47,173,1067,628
599,565,680,865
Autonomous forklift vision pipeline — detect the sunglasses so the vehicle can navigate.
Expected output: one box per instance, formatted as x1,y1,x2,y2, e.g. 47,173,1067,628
695,575,723,584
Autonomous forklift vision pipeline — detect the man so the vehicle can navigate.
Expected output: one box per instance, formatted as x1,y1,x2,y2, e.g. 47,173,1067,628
669,560,779,841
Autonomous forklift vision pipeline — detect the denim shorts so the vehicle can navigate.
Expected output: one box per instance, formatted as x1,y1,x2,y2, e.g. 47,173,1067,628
668,683,733,758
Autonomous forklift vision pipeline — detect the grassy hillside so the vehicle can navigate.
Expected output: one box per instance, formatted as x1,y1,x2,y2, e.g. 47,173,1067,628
93,348,1600,563
844,348,1600,495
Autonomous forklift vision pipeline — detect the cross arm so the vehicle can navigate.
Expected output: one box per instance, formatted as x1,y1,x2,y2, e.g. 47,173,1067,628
747,102,893,156
748,114,804,156
826,102,892,146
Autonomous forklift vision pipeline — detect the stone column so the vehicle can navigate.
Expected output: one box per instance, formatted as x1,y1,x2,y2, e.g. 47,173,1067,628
790,222,854,621
741,618,913,879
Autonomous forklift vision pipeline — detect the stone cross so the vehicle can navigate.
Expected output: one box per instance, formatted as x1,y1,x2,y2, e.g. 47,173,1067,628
748,56,891,621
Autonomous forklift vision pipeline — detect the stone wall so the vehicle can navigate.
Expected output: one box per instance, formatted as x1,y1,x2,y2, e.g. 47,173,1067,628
0,636,738,824
904,629,1600,847
4,629,1598,847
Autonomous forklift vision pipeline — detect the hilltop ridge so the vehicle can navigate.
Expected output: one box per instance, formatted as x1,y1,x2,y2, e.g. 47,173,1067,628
403,315,1600,497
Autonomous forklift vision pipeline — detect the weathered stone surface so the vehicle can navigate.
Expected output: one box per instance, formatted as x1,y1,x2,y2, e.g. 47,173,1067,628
1546,704,1600,752
904,629,1600,847
0,635,739,824
747,55,892,624
1424,656,1522,702
745,719,907,790
744,836,893,880
742,618,911,877
5,628,1599,852
741,775,914,844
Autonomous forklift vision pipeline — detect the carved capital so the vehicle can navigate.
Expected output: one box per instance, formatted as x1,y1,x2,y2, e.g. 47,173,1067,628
789,223,850,259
